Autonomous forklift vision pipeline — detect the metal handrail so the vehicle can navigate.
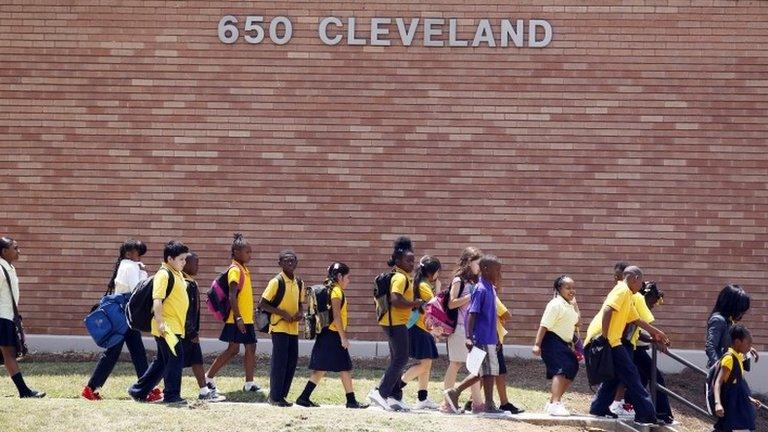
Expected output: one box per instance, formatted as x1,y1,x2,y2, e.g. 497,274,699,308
650,345,768,421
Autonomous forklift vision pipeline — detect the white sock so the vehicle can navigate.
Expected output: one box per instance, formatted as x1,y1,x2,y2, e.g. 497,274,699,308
205,374,214,384
199,386,211,396
244,381,255,390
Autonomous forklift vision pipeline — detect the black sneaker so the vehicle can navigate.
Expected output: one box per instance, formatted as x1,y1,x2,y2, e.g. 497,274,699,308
346,400,369,409
590,411,618,419
20,390,45,399
499,402,524,415
268,398,293,407
464,400,473,412
162,397,187,405
296,397,319,408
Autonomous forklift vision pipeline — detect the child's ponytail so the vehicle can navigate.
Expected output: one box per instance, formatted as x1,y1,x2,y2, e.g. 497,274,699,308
387,236,413,267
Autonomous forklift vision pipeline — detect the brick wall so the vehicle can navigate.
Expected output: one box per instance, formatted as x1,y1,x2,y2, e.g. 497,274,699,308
1,0,766,350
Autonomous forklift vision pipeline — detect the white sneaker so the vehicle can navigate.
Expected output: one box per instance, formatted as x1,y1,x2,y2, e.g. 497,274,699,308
543,402,552,413
413,398,440,410
546,402,571,417
609,401,634,420
368,389,391,411
387,397,411,412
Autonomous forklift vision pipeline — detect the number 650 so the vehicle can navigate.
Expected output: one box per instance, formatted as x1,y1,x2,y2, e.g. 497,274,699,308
217,15,293,45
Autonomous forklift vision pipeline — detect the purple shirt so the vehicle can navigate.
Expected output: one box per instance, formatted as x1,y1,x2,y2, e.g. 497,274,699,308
468,277,498,345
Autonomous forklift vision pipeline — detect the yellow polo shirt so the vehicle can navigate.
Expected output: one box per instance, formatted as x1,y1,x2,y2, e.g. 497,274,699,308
415,281,435,331
151,263,189,338
586,281,639,347
496,295,509,343
226,262,254,324
327,283,347,332
721,347,745,375
628,293,654,348
378,267,414,327
540,295,580,343
262,272,303,335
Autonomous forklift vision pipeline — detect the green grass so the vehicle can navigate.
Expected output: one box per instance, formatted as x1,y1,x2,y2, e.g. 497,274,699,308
1,353,758,431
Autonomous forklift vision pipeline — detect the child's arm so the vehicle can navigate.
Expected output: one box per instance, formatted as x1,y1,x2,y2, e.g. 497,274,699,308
631,319,670,346
600,306,614,339
448,279,471,309
257,298,291,321
713,364,731,417
152,299,165,333
391,292,423,309
465,312,477,350
532,326,548,356
229,279,245,333
331,297,347,348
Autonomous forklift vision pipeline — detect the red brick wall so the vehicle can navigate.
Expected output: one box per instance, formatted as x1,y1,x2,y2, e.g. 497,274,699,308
1,1,766,350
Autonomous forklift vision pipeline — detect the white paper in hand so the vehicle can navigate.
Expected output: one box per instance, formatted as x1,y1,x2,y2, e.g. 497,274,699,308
466,346,487,376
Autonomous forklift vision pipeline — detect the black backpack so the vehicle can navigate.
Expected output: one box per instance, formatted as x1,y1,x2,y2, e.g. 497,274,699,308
255,274,303,333
125,268,174,332
373,271,410,326
304,283,345,340
440,279,466,330
584,336,614,386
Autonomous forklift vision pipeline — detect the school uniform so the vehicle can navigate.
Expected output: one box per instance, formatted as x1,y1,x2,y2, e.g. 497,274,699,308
219,262,257,344
409,281,439,360
87,259,150,390
446,277,471,363
308,283,352,372
182,273,203,368
469,277,499,377
128,263,188,402
586,281,656,423
715,348,756,432
0,258,19,348
264,272,303,402
539,295,579,381
377,267,413,400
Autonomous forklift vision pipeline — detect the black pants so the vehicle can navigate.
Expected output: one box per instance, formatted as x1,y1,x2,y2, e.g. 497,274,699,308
269,332,298,402
88,328,148,390
378,325,409,399
128,336,183,401
634,347,672,418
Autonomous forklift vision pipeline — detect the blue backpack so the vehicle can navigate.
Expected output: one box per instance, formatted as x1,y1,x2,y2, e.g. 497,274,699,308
84,292,131,349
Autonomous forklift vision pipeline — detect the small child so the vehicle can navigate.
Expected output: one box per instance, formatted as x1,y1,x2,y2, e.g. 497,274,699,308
713,324,761,432
443,255,509,417
181,253,224,402
493,286,523,414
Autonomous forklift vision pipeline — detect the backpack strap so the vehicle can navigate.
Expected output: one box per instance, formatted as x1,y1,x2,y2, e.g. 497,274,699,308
163,268,174,300
228,263,246,297
1,265,20,319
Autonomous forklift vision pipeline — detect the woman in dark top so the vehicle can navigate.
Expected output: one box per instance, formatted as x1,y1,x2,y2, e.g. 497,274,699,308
705,284,758,368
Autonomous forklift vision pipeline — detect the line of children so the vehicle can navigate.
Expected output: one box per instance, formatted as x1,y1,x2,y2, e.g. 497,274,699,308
258,250,304,407
82,239,160,401
296,262,368,409
0,237,44,398
533,275,580,416
128,240,190,404
399,255,441,410
205,234,262,395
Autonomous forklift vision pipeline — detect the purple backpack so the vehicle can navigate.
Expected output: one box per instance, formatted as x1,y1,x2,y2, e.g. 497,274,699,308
206,264,245,321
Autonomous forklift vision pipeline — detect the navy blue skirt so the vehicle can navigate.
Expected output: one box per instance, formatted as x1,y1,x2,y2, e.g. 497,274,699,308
309,329,352,372
219,323,257,344
409,326,439,360
541,331,579,380
182,339,204,368
0,318,17,347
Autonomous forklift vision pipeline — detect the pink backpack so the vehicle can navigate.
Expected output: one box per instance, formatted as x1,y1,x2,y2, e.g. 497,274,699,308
425,290,455,335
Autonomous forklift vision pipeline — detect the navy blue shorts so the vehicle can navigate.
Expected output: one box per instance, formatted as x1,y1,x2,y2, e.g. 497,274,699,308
409,326,439,360
182,338,203,368
308,329,353,372
0,318,17,347
219,323,257,344
541,331,579,381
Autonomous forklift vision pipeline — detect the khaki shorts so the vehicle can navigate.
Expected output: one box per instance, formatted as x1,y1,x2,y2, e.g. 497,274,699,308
446,325,468,363
478,344,500,377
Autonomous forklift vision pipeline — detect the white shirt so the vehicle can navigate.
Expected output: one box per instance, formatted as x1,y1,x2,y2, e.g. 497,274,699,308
0,258,20,321
113,259,148,294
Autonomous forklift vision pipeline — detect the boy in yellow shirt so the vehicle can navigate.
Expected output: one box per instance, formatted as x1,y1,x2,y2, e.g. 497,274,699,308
128,240,189,404
586,266,669,425
258,250,304,407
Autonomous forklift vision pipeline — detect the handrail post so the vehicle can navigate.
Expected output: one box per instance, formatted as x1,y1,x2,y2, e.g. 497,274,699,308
650,343,658,409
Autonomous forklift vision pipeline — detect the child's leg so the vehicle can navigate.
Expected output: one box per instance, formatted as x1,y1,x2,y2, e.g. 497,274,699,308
470,381,483,404
339,371,353,393
481,376,496,409
2,345,36,397
614,384,626,402
402,360,426,383
206,342,239,379
244,343,256,382
191,363,206,388
86,341,124,390
310,370,326,385
417,359,433,391
283,335,299,400
495,374,508,405
269,333,288,401
124,329,149,379
550,376,572,403
161,339,184,401
443,361,461,389
297,370,325,404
